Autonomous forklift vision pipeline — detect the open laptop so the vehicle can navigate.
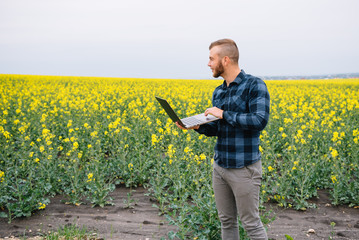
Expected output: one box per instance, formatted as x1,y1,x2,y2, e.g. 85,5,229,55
155,96,219,129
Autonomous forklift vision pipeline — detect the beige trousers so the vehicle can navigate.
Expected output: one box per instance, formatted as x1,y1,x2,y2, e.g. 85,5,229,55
212,160,268,240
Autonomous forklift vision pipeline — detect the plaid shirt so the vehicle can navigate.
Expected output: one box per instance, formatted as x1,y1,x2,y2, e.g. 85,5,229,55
196,70,270,168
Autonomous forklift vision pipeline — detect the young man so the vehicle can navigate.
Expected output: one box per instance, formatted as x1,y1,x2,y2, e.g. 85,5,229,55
176,39,270,240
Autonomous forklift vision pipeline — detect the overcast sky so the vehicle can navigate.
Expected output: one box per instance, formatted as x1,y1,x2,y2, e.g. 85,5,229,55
1,0,358,79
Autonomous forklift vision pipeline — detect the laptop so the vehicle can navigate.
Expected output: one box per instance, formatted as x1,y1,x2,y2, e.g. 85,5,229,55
155,96,219,129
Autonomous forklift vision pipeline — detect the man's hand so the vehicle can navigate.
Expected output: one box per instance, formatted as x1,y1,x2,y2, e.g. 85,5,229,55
205,107,223,119
175,122,199,130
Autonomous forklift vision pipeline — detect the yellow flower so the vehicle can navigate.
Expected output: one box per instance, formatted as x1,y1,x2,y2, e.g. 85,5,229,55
38,202,46,210
259,145,263,153
186,134,191,142
67,120,72,128
42,128,50,136
128,163,134,171
0,171,4,182
274,194,283,201
297,130,303,136
284,118,293,124
151,134,159,146
87,173,94,182
3,131,11,139
331,132,339,142
167,144,175,158
268,166,274,172
330,148,339,158
331,175,337,184
122,126,131,132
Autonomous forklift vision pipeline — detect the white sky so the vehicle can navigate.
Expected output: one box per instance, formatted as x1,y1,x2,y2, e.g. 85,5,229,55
0,0,358,79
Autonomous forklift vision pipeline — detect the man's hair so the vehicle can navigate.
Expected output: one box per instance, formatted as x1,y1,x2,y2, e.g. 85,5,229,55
209,39,239,64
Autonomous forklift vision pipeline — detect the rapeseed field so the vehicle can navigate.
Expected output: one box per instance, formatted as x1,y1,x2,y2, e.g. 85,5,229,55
0,74,358,238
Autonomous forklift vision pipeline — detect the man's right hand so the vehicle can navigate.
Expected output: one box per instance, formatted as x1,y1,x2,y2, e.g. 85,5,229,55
175,122,199,130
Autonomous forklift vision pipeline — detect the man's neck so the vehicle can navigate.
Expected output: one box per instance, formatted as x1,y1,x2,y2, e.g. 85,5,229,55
223,67,241,86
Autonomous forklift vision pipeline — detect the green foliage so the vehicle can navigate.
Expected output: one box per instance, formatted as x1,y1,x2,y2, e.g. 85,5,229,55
45,224,97,240
1,75,359,238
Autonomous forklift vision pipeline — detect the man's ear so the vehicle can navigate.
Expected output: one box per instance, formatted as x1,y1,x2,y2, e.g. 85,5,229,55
222,56,230,66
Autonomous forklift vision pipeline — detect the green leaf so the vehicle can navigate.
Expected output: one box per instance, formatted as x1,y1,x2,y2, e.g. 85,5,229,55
0,212,7,218
285,234,294,240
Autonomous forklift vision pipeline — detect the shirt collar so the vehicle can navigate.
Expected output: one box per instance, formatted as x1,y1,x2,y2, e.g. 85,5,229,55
221,69,246,89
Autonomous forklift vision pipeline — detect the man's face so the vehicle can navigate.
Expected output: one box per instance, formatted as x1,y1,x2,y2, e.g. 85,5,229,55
208,46,224,78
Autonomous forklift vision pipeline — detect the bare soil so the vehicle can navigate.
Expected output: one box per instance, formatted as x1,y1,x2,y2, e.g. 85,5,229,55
0,187,358,240
266,189,359,240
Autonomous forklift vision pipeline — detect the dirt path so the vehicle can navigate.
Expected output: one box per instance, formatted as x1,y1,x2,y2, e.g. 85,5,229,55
0,187,358,240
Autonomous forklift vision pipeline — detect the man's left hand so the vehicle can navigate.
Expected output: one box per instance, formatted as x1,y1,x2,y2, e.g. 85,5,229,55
205,107,223,119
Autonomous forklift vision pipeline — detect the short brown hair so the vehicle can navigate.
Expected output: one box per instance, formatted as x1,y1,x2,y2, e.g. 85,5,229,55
209,39,239,64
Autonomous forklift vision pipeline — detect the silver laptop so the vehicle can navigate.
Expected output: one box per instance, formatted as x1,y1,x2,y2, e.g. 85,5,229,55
155,96,219,129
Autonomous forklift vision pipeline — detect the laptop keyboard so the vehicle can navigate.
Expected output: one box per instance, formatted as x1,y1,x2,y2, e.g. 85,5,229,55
182,117,203,126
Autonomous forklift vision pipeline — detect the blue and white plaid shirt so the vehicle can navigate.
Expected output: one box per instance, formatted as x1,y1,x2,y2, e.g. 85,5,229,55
196,70,270,168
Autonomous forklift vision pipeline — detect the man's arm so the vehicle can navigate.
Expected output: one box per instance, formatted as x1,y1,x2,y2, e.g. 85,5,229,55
221,79,270,131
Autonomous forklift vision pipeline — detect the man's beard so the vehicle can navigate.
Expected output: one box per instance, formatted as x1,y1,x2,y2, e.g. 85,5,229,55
213,61,224,78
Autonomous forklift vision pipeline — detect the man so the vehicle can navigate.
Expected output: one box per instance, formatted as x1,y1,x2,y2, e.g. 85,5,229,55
176,39,270,240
